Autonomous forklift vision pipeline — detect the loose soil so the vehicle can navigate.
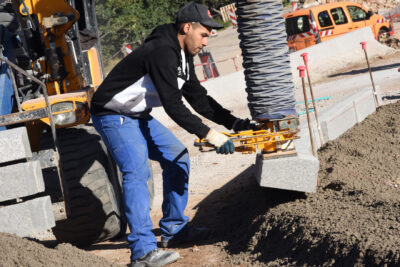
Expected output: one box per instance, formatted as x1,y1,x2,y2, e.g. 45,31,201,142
0,233,121,267
191,100,400,266
385,36,400,49
2,100,400,266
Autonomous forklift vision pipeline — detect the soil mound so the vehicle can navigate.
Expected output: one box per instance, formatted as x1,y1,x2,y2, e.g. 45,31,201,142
193,100,400,266
0,233,120,267
385,37,400,49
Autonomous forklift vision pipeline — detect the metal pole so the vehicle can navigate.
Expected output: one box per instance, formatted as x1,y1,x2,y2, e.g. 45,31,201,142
8,65,23,112
360,41,380,107
301,52,324,146
298,65,317,157
0,56,57,149
202,66,208,81
208,62,215,78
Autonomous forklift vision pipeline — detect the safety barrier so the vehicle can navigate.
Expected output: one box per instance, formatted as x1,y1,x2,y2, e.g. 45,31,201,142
220,3,236,22
228,8,237,27
194,54,242,82
388,14,400,22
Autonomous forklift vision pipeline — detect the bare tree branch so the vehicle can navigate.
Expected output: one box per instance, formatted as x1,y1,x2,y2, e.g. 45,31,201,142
212,7,222,15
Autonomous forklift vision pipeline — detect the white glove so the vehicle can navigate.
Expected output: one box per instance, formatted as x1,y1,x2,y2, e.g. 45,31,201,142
205,129,235,154
205,129,229,148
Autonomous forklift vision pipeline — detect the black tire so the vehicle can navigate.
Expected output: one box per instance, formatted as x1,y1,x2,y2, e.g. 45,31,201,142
378,28,389,43
48,124,126,246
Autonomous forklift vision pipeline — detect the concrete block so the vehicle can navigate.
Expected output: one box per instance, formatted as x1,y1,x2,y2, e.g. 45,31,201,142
318,87,377,143
255,152,319,193
0,127,32,164
354,92,378,122
0,161,45,202
322,102,358,142
0,196,55,237
294,124,320,155
256,86,377,193
296,86,377,153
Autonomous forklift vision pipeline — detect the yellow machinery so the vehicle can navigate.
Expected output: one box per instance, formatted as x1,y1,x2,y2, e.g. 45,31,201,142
3,0,103,136
195,117,300,158
0,0,125,245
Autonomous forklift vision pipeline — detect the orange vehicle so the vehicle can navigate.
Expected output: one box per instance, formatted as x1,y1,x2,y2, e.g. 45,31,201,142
284,2,393,52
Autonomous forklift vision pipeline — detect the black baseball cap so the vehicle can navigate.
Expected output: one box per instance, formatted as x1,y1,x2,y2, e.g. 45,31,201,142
176,1,223,29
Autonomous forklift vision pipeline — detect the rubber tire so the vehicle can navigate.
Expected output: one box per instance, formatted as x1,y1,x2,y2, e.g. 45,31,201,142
50,124,126,246
378,28,389,43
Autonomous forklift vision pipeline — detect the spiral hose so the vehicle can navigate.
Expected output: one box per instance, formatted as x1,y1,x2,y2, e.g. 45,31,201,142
235,0,297,120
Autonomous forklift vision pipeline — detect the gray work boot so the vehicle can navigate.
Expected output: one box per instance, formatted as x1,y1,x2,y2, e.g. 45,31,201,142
130,249,180,267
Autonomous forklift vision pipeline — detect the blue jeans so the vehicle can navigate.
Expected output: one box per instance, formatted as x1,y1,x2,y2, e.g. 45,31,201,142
91,114,190,260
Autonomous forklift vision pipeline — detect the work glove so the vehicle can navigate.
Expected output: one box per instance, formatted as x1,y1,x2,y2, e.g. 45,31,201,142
205,129,235,154
232,118,256,133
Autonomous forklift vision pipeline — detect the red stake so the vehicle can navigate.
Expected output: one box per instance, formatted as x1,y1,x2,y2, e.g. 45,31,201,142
301,52,324,147
360,41,380,107
298,65,316,157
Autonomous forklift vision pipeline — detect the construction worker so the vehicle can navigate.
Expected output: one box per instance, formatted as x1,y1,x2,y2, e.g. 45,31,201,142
90,2,251,266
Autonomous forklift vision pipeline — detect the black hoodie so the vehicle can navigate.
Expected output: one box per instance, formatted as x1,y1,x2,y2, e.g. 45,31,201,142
90,23,237,138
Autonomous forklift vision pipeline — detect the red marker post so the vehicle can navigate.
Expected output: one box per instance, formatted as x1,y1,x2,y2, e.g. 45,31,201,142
360,41,380,107
298,65,317,157
301,52,324,146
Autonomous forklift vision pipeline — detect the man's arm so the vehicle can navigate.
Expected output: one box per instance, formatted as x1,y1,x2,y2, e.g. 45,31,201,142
146,46,210,138
181,57,237,130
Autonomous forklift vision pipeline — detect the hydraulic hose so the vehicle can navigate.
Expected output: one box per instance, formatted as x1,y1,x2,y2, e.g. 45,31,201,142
235,0,297,120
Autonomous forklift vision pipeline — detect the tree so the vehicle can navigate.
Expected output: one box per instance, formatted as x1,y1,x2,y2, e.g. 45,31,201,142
94,0,231,62
95,0,186,61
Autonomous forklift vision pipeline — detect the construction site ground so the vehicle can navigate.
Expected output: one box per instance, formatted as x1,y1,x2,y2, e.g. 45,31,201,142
2,22,400,266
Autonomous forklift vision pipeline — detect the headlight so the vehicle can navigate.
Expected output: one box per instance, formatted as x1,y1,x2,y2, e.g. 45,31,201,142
51,101,87,126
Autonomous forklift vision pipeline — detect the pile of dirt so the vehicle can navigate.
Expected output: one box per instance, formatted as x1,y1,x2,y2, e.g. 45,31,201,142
331,0,399,12
0,233,121,267
192,100,400,266
360,0,399,12
302,0,398,12
385,36,400,49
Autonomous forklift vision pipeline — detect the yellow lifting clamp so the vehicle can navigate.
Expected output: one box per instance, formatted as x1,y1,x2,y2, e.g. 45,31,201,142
194,117,300,158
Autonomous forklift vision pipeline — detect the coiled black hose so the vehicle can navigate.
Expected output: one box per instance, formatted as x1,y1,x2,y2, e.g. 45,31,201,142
235,0,297,120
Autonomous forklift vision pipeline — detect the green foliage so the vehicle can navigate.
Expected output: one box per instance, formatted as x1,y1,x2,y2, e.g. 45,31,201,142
200,0,232,10
95,0,186,61
282,0,291,7
95,0,235,62
213,15,232,29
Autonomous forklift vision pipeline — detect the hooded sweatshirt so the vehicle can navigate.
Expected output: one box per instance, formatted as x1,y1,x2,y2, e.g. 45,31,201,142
90,23,237,138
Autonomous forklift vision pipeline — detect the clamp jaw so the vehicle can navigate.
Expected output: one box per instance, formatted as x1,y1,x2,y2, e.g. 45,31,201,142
194,117,300,158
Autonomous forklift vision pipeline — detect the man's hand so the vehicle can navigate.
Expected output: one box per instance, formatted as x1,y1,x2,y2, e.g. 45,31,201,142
232,118,256,133
205,129,234,154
